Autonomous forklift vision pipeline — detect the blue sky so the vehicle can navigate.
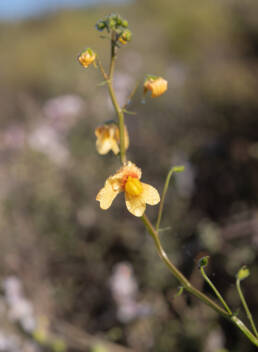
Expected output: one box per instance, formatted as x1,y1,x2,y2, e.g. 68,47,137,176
0,0,128,20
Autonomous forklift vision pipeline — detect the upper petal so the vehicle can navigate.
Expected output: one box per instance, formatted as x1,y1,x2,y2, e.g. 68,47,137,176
141,183,160,205
96,181,120,209
125,193,146,217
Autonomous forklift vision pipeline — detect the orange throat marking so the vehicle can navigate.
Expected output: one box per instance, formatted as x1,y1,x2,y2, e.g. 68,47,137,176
121,172,139,190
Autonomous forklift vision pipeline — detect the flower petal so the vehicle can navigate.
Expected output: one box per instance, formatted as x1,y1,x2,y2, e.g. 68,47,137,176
96,181,120,209
96,138,113,155
141,183,160,205
111,141,120,155
125,193,146,217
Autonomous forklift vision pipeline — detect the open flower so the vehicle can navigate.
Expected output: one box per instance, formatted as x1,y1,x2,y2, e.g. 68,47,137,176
95,123,129,155
78,48,96,68
96,162,160,217
144,76,168,98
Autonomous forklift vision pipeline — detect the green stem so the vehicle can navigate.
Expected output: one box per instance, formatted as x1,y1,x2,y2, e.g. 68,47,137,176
231,315,258,346
236,278,258,338
107,35,126,164
156,166,184,232
122,81,139,110
106,81,126,164
96,55,108,81
200,266,232,315
142,214,229,317
141,214,258,347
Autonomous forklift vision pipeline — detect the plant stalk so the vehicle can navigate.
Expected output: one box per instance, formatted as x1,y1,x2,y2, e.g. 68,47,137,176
200,266,232,315
156,166,184,231
236,278,258,338
107,35,126,164
141,213,258,347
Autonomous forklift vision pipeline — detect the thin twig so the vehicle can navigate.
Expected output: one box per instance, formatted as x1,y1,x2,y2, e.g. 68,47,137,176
156,166,184,231
236,278,258,338
200,266,232,315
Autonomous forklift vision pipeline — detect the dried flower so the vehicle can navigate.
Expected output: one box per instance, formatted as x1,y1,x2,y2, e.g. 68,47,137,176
96,162,160,217
144,76,168,98
95,123,129,155
78,48,96,68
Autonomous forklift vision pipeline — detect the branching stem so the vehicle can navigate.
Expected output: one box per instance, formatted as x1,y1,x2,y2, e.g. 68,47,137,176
141,214,258,347
236,278,258,338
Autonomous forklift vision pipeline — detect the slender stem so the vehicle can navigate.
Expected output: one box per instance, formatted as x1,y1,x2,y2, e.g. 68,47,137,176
142,214,229,317
200,266,232,315
106,34,126,164
231,315,258,346
141,213,258,347
109,33,117,78
236,278,258,337
106,82,126,164
95,39,126,164
96,56,108,81
156,166,184,231
122,81,139,110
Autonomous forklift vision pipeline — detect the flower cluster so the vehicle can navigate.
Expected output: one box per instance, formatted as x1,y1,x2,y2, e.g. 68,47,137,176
96,14,132,46
77,15,169,217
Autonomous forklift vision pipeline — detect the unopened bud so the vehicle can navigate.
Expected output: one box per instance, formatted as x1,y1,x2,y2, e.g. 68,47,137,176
78,48,96,68
96,21,106,31
199,256,209,269
237,265,250,281
144,76,168,98
119,29,132,45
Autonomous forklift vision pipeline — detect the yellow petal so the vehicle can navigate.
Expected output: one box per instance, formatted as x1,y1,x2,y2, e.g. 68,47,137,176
96,138,113,155
96,181,120,209
125,193,146,217
124,126,130,150
151,78,168,98
144,77,168,98
141,183,160,205
111,141,120,155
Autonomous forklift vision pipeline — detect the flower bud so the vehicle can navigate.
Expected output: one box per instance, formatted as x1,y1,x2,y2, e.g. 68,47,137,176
199,256,209,269
237,265,250,281
96,21,106,31
119,29,132,45
122,20,128,28
144,76,168,98
78,48,96,68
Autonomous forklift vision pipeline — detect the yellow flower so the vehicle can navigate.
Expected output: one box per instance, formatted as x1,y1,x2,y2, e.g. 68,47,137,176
78,48,96,68
95,123,129,155
144,76,168,98
96,162,160,217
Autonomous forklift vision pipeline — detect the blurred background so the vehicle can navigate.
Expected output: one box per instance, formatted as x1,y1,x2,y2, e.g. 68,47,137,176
0,0,258,351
